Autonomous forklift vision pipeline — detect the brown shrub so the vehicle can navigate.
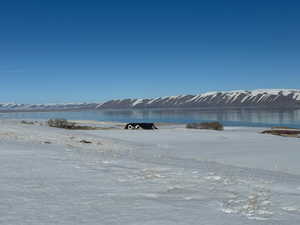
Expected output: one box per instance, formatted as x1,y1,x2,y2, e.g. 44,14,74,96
262,129,300,137
47,118,98,130
48,118,76,129
186,122,224,131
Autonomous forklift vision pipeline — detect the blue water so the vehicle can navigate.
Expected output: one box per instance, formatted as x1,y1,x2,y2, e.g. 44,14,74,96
1,108,300,128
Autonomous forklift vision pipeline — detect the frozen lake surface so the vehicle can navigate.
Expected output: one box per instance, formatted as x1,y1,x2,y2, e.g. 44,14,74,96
1,120,300,224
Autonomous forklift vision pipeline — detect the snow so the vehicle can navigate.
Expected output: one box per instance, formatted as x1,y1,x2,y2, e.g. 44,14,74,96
163,95,187,102
241,95,250,103
95,103,104,108
294,93,300,101
185,89,300,105
1,120,300,224
132,99,144,106
146,97,161,104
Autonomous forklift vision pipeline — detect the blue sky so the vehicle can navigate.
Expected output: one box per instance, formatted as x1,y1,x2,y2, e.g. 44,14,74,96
1,0,300,103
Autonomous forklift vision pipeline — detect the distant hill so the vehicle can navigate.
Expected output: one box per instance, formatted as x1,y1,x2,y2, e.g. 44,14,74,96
0,102,98,112
1,89,300,112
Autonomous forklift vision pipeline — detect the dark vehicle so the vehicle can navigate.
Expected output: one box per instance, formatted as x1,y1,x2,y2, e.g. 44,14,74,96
125,123,158,130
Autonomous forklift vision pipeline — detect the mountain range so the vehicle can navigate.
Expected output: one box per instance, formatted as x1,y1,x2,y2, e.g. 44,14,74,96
1,89,300,112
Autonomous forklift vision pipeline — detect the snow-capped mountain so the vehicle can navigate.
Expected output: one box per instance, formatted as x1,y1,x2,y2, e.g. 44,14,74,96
0,102,98,112
1,89,300,112
98,89,300,109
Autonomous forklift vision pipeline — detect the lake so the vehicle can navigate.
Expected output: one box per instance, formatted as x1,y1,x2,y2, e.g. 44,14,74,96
1,108,300,128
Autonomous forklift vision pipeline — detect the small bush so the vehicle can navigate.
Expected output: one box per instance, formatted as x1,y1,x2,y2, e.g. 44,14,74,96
21,120,35,125
47,118,100,130
47,118,76,129
186,122,224,131
262,129,300,137
80,139,92,144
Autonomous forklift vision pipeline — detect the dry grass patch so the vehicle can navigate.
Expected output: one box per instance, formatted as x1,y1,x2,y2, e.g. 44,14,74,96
47,118,103,130
186,122,224,131
262,128,300,138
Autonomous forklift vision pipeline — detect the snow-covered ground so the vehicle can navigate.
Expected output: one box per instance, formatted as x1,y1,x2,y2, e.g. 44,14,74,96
1,119,300,225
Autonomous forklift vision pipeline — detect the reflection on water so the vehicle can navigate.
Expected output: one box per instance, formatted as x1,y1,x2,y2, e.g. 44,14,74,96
1,108,300,128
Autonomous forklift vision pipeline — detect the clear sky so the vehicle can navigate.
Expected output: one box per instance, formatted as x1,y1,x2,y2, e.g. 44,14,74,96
1,0,300,103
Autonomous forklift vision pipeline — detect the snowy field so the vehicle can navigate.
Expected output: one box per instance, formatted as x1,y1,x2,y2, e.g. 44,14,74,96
1,119,300,225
